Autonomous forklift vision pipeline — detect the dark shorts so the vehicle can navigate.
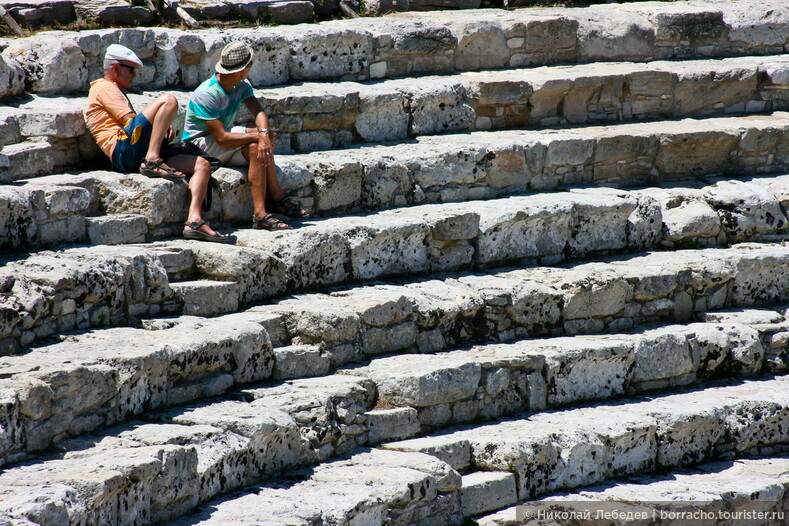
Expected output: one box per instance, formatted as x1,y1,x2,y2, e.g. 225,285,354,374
111,113,182,173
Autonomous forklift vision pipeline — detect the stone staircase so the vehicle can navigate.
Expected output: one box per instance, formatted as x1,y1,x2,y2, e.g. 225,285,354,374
3,1,789,525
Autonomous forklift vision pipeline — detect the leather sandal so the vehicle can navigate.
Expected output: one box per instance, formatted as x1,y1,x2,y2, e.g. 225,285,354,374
140,158,185,180
252,213,291,231
183,220,233,243
269,196,309,219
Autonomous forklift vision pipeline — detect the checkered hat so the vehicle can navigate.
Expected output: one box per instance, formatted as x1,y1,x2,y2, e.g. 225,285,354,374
216,41,254,74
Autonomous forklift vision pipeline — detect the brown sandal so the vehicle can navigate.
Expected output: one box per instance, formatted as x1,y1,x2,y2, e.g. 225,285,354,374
140,158,185,180
183,220,233,243
252,213,291,231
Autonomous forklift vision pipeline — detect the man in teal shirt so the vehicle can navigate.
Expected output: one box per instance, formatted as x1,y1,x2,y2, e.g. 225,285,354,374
182,41,307,230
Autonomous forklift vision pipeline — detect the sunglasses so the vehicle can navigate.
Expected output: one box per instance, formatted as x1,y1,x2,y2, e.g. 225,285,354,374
117,63,137,74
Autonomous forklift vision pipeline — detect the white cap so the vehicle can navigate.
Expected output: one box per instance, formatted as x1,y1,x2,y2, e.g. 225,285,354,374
104,44,143,69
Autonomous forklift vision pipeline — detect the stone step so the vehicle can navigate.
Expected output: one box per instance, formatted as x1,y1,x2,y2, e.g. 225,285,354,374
140,377,789,526
477,456,789,525
162,448,461,526
170,280,240,316
2,1,787,96
2,141,55,182
0,372,455,525
4,54,789,170
461,471,518,518
4,166,789,350
4,243,789,465
6,111,789,253
0,325,783,525
385,375,789,500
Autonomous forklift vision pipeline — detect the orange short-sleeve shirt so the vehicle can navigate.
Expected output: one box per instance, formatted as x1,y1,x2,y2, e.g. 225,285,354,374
84,78,135,158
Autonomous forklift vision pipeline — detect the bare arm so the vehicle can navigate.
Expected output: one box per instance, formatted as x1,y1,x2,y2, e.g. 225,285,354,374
245,96,274,160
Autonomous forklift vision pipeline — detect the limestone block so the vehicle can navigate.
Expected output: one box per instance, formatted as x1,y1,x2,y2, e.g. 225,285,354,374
356,86,408,142
35,215,87,247
0,187,36,251
385,435,472,471
366,407,420,443
16,109,87,140
349,448,462,493
0,56,25,101
163,399,310,482
504,16,578,67
242,226,352,291
366,18,456,76
86,215,148,245
360,157,412,209
484,144,533,190
687,323,763,378
0,445,199,525
652,190,722,244
642,399,727,467
90,172,187,229
273,345,331,380
654,128,739,178
704,180,788,242
673,63,758,115
282,25,373,81
561,272,631,321
404,79,475,136
405,142,488,191
351,354,481,407
632,327,694,385
171,280,240,316
649,8,726,47
449,20,508,71
572,9,654,62
567,190,638,256
332,286,414,328
75,0,154,26
404,279,484,337
308,159,363,211
460,471,517,517
724,2,789,48
4,141,55,181
266,0,314,25
3,35,88,94
269,294,361,347
364,0,409,15
344,214,431,280
169,240,286,304
412,204,479,241
542,336,634,405
592,133,659,186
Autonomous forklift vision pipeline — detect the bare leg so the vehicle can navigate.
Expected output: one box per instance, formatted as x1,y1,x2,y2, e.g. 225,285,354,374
166,154,220,237
140,94,179,168
242,142,268,218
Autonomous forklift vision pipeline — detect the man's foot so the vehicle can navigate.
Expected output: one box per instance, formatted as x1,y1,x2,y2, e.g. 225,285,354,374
140,158,185,180
183,220,234,243
269,196,309,219
253,213,292,231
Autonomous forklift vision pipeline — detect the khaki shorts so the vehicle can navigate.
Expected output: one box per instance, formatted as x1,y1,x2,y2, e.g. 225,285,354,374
190,125,249,166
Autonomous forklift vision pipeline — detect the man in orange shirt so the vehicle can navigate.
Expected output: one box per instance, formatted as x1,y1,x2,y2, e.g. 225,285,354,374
85,44,231,243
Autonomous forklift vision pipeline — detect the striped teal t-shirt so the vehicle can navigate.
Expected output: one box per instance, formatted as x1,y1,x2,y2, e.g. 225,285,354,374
182,74,254,141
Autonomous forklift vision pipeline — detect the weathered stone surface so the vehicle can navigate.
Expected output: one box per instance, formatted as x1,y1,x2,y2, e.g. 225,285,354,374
0,316,273,462
482,456,789,526
0,56,25,100
460,471,517,517
397,376,789,501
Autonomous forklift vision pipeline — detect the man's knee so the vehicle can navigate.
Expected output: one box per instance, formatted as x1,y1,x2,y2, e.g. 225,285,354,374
195,156,211,174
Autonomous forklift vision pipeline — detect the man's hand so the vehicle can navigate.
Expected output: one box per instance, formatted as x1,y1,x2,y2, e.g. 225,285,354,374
256,131,274,160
